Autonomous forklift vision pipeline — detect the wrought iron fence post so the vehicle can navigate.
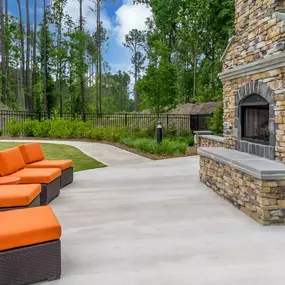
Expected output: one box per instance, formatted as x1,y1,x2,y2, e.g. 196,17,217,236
197,114,199,131
82,113,86,122
166,114,169,129
38,112,41,122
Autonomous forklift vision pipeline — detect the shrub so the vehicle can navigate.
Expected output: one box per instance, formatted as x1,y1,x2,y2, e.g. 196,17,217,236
4,117,193,154
164,126,177,137
34,120,52,137
22,119,39,137
120,137,188,155
48,119,75,138
207,104,223,135
6,118,22,137
0,129,3,136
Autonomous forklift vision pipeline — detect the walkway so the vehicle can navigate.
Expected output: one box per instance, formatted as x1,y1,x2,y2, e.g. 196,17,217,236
47,156,285,285
0,139,150,166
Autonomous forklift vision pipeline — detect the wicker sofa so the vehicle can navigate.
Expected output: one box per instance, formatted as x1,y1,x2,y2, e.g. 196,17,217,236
18,142,74,188
0,206,61,285
0,184,41,211
0,147,61,205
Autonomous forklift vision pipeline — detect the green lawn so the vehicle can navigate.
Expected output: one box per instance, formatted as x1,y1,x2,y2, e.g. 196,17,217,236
0,142,105,172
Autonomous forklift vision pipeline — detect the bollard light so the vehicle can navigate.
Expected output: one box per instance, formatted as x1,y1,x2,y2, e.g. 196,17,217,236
157,120,163,144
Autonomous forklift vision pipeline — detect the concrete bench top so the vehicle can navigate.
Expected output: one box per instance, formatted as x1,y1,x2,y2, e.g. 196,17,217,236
198,135,225,143
198,147,285,180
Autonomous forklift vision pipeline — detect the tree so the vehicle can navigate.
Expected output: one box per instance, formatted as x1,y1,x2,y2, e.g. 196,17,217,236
42,0,47,112
0,0,6,104
137,41,177,113
16,0,25,105
32,0,37,112
26,0,31,110
136,0,234,109
52,0,67,115
123,29,146,111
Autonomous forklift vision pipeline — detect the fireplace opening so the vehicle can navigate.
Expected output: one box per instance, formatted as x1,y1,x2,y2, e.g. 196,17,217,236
240,94,269,144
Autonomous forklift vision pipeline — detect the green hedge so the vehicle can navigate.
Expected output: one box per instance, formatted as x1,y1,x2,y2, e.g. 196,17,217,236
5,118,194,155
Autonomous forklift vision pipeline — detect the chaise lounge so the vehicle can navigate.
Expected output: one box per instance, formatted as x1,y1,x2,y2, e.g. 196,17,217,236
0,206,61,285
0,147,61,205
0,184,41,211
19,142,74,188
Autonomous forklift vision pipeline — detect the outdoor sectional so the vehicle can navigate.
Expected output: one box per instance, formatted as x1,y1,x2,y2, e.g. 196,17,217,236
0,184,41,211
0,206,62,285
0,147,61,205
19,142,74,188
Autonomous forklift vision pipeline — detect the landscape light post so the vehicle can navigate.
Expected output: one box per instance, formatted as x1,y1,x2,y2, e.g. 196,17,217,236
157,120,163,144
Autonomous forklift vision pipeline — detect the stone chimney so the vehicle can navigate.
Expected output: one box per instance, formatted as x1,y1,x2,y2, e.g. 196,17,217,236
219,1,285,162
222,0,285,71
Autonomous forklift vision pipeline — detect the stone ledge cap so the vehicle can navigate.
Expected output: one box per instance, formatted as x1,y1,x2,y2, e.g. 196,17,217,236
198,147,285,180
219,52,285,82
199,135,225,143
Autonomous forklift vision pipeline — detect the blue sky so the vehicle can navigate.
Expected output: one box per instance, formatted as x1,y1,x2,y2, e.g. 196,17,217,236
8,0,151,75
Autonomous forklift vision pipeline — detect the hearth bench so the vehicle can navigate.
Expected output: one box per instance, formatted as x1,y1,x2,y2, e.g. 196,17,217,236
0,206,61,285
198,147,285,225
0,184,41,211
0,147,61,205
18,142,74,188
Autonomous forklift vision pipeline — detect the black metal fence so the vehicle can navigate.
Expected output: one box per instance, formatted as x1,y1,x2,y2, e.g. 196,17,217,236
0,110,210,135
190,114,210,131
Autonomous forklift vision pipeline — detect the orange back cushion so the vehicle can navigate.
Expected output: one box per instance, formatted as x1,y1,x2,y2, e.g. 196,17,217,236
18,143,45,164
0,147,26,176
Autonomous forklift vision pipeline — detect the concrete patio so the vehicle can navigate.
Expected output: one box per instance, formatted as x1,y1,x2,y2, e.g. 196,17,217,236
48,155,285,285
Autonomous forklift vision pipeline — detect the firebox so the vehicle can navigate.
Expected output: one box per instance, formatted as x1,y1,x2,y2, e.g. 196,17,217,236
240,94,269,145
233,81,275,160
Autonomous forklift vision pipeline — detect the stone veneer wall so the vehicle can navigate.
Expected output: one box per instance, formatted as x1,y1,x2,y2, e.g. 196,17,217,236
197,135,225,148
224,1,285,70
200,155,285,225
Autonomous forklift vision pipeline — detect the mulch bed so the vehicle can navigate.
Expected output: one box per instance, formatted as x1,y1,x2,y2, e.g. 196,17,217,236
0,136,198,161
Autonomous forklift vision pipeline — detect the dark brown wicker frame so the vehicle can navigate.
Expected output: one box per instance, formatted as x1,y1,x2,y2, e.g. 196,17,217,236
0,239,61,285
0,195,40,212
40,177,61,205
61,167,74,188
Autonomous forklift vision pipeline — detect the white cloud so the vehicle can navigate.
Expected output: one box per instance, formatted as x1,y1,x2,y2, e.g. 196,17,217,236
64,0,113,33
114,2,152,45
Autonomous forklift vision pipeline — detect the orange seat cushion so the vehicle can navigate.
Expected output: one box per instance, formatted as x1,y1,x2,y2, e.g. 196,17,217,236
0,184,41,207
18,143,45,164
9,168,61,184
0,205,61,251
25,159,73,170
0,147,25,176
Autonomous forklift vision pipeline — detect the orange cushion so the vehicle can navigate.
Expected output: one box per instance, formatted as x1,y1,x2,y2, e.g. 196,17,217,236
9,168,61,184
18,143,45,164
0,205,61,251
25,159,73,170
0,184,41,207
0,147,26,176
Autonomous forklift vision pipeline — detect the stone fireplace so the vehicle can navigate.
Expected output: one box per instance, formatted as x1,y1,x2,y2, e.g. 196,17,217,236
198,1,285,225
218,0,285,163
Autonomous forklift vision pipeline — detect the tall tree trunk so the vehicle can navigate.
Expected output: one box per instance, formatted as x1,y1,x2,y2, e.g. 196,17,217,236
4,0,8,104
134,42,138,112
0,0,6,104
96,0,102,115
31,0,37,112
58,4,63,116
79,0,85,116
26,0,31,110
43,0,47,112
16,0,25,105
